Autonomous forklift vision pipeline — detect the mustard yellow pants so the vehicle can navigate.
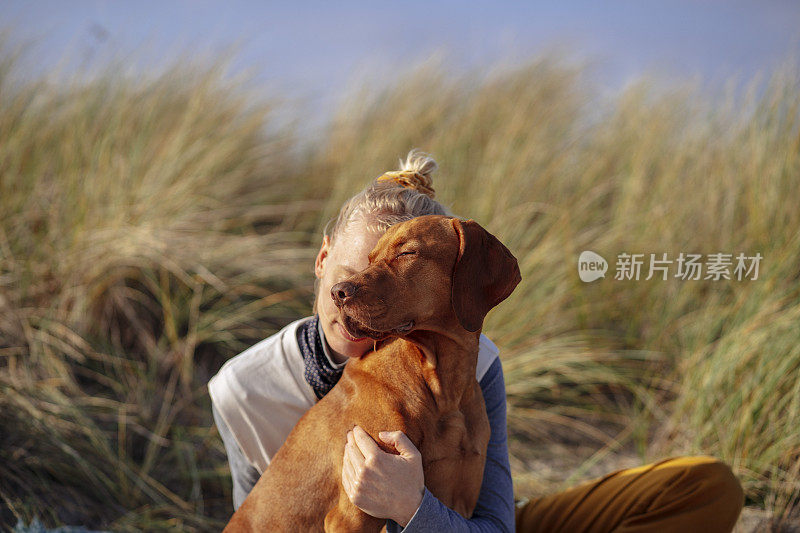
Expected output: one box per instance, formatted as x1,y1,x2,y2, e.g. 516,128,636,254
515,455,745,533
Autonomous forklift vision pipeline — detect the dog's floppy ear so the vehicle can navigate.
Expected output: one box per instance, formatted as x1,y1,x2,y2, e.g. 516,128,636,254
451,218,521,332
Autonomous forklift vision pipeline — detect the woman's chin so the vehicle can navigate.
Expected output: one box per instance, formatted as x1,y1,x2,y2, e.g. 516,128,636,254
326,341,361,362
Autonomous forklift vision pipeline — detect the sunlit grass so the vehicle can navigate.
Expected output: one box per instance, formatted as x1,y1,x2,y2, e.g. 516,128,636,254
1,38,798,530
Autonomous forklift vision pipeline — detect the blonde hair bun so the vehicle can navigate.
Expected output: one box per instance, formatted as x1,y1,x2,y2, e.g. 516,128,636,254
376,149,438,198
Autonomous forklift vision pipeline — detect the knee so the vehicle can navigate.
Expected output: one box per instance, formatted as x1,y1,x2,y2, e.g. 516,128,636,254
680,456,745,512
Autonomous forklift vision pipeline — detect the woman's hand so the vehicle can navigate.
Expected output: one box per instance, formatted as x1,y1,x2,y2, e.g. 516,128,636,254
342,425,425,527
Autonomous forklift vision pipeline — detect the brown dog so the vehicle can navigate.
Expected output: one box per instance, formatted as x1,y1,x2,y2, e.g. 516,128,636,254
224,215,520,532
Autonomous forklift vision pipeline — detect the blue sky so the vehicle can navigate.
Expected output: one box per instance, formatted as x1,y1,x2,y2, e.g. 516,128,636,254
3,1,799,117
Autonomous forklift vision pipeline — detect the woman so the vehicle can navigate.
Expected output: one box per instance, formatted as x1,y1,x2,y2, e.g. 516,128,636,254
210,150,745,532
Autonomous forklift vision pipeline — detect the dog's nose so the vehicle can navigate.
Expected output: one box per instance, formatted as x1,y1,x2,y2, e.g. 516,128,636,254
330,281,357,307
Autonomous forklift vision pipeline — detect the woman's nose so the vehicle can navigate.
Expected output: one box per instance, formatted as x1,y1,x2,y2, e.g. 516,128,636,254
330,281,357,307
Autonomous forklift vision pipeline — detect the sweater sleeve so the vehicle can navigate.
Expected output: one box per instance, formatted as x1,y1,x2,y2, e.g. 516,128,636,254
212,403,261,510
386,356,515,533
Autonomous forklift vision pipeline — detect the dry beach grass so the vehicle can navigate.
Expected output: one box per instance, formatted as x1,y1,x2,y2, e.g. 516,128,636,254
1,39,798,530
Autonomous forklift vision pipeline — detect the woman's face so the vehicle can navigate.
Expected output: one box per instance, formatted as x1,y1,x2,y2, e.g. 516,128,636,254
314,218,383,363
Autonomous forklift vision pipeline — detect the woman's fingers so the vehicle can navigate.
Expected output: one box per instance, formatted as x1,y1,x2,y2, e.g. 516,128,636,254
342,444,356,491
378,430,420,459
343,440,371,509
351,425,381,461
346,430,366,471
341,427,425,523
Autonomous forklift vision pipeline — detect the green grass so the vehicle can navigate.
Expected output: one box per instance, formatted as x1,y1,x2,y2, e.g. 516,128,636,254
1,38,798,530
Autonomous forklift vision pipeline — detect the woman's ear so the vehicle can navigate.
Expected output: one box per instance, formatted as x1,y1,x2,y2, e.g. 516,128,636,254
315,235,331,279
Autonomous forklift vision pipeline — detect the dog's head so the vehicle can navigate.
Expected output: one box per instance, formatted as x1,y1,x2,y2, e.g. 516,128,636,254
331,215,520,340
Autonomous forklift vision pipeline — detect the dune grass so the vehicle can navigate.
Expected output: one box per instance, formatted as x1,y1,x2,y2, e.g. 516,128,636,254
1,39,798,530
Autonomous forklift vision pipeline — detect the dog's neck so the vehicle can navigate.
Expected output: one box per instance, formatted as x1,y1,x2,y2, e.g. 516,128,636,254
399,326,482,411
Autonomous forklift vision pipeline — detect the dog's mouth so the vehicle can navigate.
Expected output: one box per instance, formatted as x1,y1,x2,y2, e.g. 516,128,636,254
339,311,414,342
